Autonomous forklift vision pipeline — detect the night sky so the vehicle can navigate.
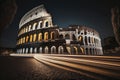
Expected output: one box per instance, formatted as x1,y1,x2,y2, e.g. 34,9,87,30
0,0,120,48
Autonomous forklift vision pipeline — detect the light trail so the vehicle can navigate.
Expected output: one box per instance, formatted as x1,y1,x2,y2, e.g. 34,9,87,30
34,54,120,80
10,54,120,80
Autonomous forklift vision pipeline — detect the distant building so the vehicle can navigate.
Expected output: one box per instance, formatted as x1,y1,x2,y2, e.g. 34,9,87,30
16,5,103,55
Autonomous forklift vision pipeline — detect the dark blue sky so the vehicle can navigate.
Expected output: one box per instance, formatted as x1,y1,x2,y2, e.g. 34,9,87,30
0,0,119,48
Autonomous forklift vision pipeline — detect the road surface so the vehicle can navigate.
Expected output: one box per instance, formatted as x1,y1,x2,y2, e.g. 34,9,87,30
34,54,120,80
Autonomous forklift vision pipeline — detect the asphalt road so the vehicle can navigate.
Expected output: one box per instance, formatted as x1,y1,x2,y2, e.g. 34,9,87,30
0,56,90,80
34,54,120,80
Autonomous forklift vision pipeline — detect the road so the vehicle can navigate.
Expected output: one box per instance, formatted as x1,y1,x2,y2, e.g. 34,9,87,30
0,56,90,80
34,54,120,80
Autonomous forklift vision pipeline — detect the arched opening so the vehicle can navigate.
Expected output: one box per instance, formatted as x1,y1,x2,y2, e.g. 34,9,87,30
44,32,48,40
23,48,25,53
40,22,42,28
34,48,37,53
51,46,56,54
78,36,83,44
80,47,84,54
90,48,92,55
58,46,64,54
86,48,88,55
26,36,29,43
45,21,49,27
38,33,42,41
33,34,37,42
23,37,25,43
51,32,55,39
88,37,91,43
26,48,28,53
33,23,37,30
85,36,88,45
44,46,48,54
28,25,31,31
65,34,70,39
30,35,33,42
30,47,33,53
39,47,42,53
73,46,78,54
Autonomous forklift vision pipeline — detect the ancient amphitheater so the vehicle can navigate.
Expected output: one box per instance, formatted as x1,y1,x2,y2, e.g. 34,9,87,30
16,5,103,55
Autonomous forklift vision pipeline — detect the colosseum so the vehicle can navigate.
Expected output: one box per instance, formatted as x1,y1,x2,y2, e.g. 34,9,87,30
16,5,103,55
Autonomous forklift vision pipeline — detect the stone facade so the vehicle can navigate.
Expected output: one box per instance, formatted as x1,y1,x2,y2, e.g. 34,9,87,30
16,5,103,55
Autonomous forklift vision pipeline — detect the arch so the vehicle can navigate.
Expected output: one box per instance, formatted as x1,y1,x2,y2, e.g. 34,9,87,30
39,47,42,53
58,46,64,54
40,22,43,28
80,47,84,54
44,46,49,54
51,46,56,54
51,31,55,39
90,48,92,55
33,34,37,42
30,47,33,53
88,37,91,43
73,46,78,54
78,36,83,42
45,21,49,27
23,48,25,53
65,34,70,39
44,32,48,40
38,33,42,41
26,36,29,43
34,48,37,53
33,23,37,30
30,35,33,42
25,48,28,53
37,21,42,29
23,37,25,43
86,48,88,55
85,36,88,45
28,25,32,31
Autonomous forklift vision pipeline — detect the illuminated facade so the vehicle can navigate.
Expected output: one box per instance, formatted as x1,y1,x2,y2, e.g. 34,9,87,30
16,5,103,55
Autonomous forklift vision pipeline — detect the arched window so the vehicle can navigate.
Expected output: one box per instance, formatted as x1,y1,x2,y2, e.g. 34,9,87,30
51,32,55,39
23,37,25,43
51,46,56,54
30,35,33,42
33,23,37,30
73,46,78,54
85,36,88,45
80,47,84,54
25,48,28,53
44,46,48,54
39,47,42,53
34,48,37,53
30,47,33,53
65,34,70,39
58,46,64,54
26,36,29,43
33,34,37,42
44,32,48,40
29,25,32,31
86,48,88,55
45,21,49,27
38,33,42,41
40,22,42,28
88,37,91,43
